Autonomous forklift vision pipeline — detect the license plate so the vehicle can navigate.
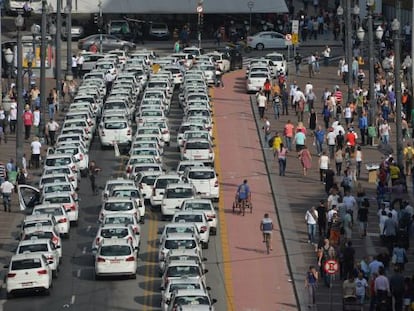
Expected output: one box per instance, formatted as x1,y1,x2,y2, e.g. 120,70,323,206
194,155,201,159
110,259,120,264
22,282,33,287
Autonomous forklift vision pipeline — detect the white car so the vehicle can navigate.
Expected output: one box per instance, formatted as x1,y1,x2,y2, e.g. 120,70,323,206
43,153,78,175
101,178,136,202
171,211,212,248
207,51,230,72
150,174,184,207
16,238,60,278
41,181,77,201
41,169,79,190
95,238,137,279
167,289,216,311
176,160,205,176
135,170,163,201
92,224,140,255
182,167,219,201
32,203,71,238
5,253,53,298
109,186,146,223
48,144,89,177
99,197,140,223
161,260,208,293
21,214,59,239
21,225,62,258
101,213,141,236
161,277,207,311
180,199,217,235
246,71,271,93
266,52,288,75
247,31,287,50
160,183,197,219
181,139,215,166
42,192,79,225
158,233,203,268
99,119,132,150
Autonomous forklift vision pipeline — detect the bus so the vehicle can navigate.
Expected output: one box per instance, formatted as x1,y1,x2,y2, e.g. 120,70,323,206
6,0,43,15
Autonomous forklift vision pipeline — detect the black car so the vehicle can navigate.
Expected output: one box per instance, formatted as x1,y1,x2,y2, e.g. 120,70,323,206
216,47,243,71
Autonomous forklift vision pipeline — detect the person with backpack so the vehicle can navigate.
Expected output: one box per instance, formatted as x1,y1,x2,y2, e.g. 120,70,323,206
294,52,302,75
272,93,281,119
318,238,336,287
404,142,414,176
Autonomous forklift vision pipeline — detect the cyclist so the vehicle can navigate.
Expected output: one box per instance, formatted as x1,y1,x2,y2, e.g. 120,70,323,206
260,213,274,251
236,179,251,203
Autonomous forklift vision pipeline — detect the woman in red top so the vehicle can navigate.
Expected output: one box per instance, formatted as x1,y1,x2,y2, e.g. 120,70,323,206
263,78,272,101
23,105,34,140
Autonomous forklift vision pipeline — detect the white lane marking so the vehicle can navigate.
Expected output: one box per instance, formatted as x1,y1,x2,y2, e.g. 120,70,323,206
86,225,91,232
0,299,6,311
71,295,76,304
82,247,87,254
77,269,81,278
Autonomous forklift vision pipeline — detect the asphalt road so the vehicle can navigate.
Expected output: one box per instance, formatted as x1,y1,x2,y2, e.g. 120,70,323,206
2,88,227,311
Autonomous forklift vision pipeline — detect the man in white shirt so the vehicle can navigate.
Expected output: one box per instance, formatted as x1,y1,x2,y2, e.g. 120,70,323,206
46,118,59,146
305,206,318,244
326,128,336,158
289,81,298,108
318,151,330,183
305,81,313,95
323,45,331,66
105,70,116,96
33,106,41,137
71,55,78,78
0,179,14,212
76,53,85,78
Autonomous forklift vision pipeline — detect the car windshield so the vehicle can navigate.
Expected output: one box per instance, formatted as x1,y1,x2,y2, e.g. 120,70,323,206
174,296,209,305
104,202,133,211
134,165,160,172
11,259,42,270
185,142,210,149
45,158,71,166
24,220,53,229
41,176,67,184
130,157,155,165
188,171,215,179
166,227,195,235
55,148,78,155
35,208,63,216
140,175,158,185
112,190,139,198
24,232,53,240
18,244,49,253
166,265,199,277
184,203,211,211
44,197,71,204
268,55,284,61
174,214,203,223
100,245,131,256
104,122,127,130
166,188,193,198
44,185,72,193
165,239,196,249
137,129,159,135
169,283,201,293
44,168,70,175
156,178,180,189
104,216,133,225
100,228,129,238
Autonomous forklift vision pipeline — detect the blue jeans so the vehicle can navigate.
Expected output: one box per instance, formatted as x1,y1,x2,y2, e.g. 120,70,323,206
48,104,55,120
315,140,323,155
307,223,316,243
328,144,335,158
381,134,389,145
285,137,292,151
278,158,286,176
273,103,280,119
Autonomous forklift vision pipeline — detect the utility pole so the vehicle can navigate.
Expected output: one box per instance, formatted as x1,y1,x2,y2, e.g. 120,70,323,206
65,0,72,80
345,0,353,104
56,0,62,105
98,0,103,53
367,0,375,125
40,0,47,136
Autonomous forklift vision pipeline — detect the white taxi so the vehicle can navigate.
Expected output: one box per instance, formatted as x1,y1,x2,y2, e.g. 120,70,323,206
182,167,219,201
32,203,71,238
160,183,197,220
150,174,184,207
171,211,211,249
42,192,79,225
99,197,140,223
21,225,63,258
109,185,146,223
92,224,140,255
180,199,217,235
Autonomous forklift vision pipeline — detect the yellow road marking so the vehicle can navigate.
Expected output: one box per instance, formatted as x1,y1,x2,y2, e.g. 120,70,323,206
211,86,235,310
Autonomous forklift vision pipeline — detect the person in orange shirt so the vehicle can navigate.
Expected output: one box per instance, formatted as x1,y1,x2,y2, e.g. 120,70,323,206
345,128,357,154
284,120,294,151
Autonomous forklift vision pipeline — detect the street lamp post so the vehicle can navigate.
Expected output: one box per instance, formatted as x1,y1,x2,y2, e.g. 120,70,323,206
4,48,14,92
65,0,73,80
56,0,62,104
392,17,403,168
39,0,47,137
15,14,25,169
345,0,353,104
26,51,34,91
196,1,203,49
247,1,254,36
366,0,376,125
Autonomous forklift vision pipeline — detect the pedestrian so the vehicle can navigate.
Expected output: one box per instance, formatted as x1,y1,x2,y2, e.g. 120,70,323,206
76,52,84,78
272,132,282,156
71,54,78,78
174,40,180,53
358,112,368,145
342,241,355,280
355,145,363,179
215,65,224,88
262,117,271,145
277,143,288,177
322,45,331,66
403,142,414,176
281,87,289,115
46,118,59,146
294,87,306,122
357,198,369,237
335,147,344,176
383,212,398,254
283,120,294,151
316,200,327,237
314,125,324,156
263,78,272,101
104,70,116,96
318,151,330,183
47,90,55,120
294,52,302,75
305,206,318,244
326,127,336,158
343,210,353,241
343,274,356,299
317,238,336,287
308,53,316,78
305,265,318,308
355,271,368,304
256,91,267,120
325,167,335,195
272,93,281,119
379,120,391,145
294,128,306,152
0,179,14,212
22,105,34,140
391,243,407,272
9,102,17,134
88,160,101,195
33,106,40,137
390,267,405,310
30,136,42,169
298,145,312,176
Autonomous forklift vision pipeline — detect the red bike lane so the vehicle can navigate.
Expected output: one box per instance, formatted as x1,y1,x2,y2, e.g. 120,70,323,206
213,71,297,310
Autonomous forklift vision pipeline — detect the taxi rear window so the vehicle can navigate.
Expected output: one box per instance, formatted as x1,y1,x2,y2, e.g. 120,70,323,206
100,245,131,256
12,259,42,270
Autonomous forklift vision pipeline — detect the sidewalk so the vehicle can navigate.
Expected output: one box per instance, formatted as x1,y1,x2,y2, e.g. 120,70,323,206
250,63,414,310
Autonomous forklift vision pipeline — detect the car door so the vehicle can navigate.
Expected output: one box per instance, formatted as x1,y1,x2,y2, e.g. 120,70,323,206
272,32,285,49
17,185,41,211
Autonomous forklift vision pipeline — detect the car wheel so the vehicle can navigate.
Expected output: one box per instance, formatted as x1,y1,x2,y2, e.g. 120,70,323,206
64,232,70,239
256,43,264,50
130,273,137,279
44,288,51,296
53,269,58,279
6,292,13,299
